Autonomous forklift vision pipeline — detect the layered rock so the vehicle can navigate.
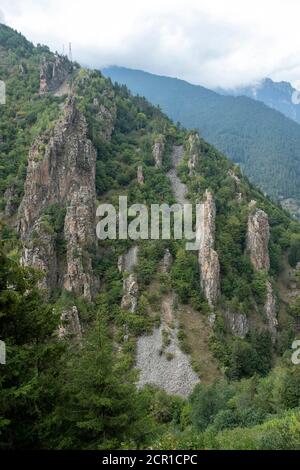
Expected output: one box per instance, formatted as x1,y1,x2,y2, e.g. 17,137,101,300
153,135,165,168
197,190,220,308
246,204,277,339
18,95,97,299
246,207,270,271
39,55,73,95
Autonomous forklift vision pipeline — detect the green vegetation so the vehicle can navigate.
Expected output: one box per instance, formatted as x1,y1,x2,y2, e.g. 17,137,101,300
104,66,300,208
1,24,300,450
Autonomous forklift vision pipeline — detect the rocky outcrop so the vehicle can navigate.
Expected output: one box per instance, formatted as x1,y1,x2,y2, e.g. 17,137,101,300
18,95,97,299
39,55,73,95
153,135,165,168
21,220,57,291
137,165,144,185
167,145,188,205
264,281,278,341
246,207,270,271
63,187,95,301
58,305,82,339
246,204,277,339
92,94,116,140
121,274,139,312
160,248,173,273
197,190,220,308
119,246,139,312
187,133,200,176
224,310,249,338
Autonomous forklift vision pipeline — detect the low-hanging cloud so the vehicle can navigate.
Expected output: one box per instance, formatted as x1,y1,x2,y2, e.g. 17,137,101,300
2,0,300,88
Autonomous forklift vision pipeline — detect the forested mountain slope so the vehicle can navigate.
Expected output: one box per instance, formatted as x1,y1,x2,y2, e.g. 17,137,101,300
219,78,300,125
103,66,300,219
0,24,300,450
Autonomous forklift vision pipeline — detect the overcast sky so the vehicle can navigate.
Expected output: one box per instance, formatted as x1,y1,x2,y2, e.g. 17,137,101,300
1,0,300,89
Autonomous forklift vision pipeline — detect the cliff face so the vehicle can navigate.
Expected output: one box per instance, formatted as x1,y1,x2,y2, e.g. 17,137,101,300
198,190,220,308
39,55,73,95
247,207,270,271
18,96,97,299
224,310,249,338
246,205,277,339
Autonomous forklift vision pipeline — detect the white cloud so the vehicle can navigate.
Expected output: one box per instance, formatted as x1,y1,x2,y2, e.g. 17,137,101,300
0,8,6,23
2,0,300,88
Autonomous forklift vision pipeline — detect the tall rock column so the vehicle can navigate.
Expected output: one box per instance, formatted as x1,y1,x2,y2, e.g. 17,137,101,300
246,204,277,340
18,95,97,300
247,207,270,271
198,190,220,309
153,135,165,168
187,132,200,176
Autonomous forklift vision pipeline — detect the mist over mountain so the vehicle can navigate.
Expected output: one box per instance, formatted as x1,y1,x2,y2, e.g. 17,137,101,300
219,78,300,125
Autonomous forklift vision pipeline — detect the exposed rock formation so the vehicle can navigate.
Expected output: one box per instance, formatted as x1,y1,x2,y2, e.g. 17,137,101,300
63,187,95,301
92,94,116,140
39,55,73,95
264,281,278,342
247,207,270,271
153,135,165,168
21,220,57,291
224,310,249,338
119,245,139,312
58,305,82,339
167,145,188,205
246,204,277,339
160,248,173,273
137,165,144,185
121,274,139,313
18,95,98,299
187,133,200,176
198,190,220,308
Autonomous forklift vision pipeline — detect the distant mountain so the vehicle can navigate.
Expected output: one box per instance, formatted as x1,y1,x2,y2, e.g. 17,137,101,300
103,66,300,217
219,78,300,125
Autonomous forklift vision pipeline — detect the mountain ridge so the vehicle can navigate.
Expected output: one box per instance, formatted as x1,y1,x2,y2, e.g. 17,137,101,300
103,66,300,219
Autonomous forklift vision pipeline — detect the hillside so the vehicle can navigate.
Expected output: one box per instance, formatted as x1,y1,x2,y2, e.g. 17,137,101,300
103,66,300,219
219,78,300,125
0,24,300,450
